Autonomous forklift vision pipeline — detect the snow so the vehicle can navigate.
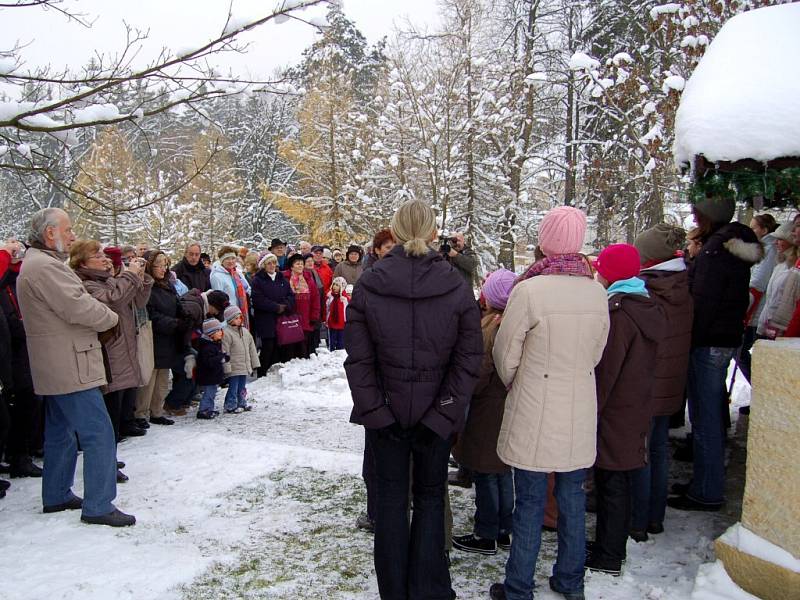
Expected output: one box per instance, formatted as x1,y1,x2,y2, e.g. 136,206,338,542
524,72,547,84
690,561,759,599
569,52,600,71
223,15,254,35
718,524,800,573
0,145,8,157
674,3,800,166
72,103,122,124
0,56,17,75
650,3,682,21
612,52,633,66
662,75,685,93
15,143,32,159
0,346,761,599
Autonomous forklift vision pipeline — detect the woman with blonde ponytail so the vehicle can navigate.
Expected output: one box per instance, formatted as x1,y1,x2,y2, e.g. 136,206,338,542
345,199,483,599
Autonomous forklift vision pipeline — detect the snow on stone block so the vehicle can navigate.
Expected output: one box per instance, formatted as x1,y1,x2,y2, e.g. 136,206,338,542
674,3,800,167
719,524,800,573
690,561,760,600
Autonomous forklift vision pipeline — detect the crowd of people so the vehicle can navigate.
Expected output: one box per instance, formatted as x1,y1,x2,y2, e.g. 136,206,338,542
0,199,798,598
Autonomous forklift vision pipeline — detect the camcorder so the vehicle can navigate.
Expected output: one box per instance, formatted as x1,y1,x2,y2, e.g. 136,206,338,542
439,234,457,255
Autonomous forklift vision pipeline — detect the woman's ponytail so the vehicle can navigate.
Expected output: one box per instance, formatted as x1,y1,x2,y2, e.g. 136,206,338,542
390,200,437,258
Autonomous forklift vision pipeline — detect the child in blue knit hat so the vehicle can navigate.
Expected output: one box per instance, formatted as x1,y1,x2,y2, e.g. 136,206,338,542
196,318,229,419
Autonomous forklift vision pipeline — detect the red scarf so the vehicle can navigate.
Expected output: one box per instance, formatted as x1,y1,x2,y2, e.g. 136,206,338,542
228,267,250,329
328,293,344,328
516,253,593,286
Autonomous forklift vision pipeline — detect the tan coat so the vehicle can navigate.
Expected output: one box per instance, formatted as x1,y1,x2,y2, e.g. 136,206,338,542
16,247,119,396
78,268,154,392
493,275,609,472
222,325,260,377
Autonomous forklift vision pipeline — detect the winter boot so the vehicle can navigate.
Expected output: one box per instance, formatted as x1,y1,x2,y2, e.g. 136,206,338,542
81,508,136,527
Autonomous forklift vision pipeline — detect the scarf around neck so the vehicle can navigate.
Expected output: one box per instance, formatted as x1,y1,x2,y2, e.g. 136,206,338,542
607,276,649,298
516,253,593,285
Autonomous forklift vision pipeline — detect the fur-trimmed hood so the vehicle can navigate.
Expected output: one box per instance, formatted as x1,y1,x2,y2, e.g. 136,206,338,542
705,222,763,265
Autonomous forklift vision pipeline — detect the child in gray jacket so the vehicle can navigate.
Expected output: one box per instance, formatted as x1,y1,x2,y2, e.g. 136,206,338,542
221,306,260,413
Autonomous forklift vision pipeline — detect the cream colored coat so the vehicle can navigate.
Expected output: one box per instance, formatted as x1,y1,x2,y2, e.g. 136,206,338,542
493,275,610,472
16,247,119,396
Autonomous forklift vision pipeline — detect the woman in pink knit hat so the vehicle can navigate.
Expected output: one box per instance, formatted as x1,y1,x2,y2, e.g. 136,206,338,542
489,206,610,600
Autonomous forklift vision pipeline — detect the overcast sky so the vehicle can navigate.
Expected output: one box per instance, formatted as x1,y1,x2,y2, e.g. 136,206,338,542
1,0,441,82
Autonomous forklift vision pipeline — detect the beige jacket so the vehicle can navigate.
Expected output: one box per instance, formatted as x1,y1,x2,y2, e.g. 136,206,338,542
222,325,260,377
493,275,610,472
16,247,119,396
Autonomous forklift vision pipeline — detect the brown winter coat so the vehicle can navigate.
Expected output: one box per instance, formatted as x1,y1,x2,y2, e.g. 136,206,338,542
76,268,154,393
453,309,510,474
493,275,610,472
639,262,694,417
333,260,364,285
595,292,664,471
16,247,119,396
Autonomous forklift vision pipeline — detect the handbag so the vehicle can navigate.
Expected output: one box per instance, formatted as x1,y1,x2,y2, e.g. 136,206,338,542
276,314,305,346
136,319,155,384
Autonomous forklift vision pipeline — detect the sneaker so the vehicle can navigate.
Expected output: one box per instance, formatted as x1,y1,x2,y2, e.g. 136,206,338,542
134,418,150,429
489,583,506,600
549,576,587,599
239,405,252,412
116,470,129,483
196,410,216,420
647,522,664,535
666,494,722,512
81,508,136,527
585,555,622,577
497,532,511,550
586,540,626,564
43,495,83,513
452,533,497,555
120,424,146,437
149,416,174,426
355,512,375,532
117,461,126,469
0,479,10,492
224,407,243,414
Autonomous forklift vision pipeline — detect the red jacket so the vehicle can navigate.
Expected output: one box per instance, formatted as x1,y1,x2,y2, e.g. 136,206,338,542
326,290,350,330
283,269,320,332
314,262,333,294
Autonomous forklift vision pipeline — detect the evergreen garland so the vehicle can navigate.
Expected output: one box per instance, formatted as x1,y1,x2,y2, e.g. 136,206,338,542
689,167,800,207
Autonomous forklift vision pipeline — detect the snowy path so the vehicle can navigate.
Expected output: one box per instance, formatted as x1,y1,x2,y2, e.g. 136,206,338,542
0,350,751,599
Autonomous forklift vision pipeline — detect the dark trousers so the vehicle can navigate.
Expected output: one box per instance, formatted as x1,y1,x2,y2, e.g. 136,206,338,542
104,388,138,440
328,328,345,351
593,467,633,565
367,425,453,600
473,471,513,540
0,392,9,461
5,387,42,460
738,326,757,384
257,337,293,376
363,428,377,520
165,369,196,409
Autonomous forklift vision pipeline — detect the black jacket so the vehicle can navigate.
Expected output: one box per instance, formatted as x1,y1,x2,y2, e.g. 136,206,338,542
0,267,32,392
251,270,295,340
344,245,483,439
147,283,188,369
689,222,763,348
173,258,211,293
196,337,228,386
595,292,664,471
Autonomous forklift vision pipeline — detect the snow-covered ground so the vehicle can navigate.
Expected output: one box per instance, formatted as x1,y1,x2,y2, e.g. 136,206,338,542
0,350,755,599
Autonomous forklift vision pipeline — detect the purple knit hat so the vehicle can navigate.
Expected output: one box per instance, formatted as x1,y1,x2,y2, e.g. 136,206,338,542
482,269,516,310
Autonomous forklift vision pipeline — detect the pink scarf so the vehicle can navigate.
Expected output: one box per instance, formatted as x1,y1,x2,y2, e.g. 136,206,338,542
515,253,593,286
228,267,250,329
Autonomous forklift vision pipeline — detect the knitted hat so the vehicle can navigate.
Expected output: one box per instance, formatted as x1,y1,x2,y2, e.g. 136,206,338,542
268,238,286,250
202,318,224,336
634,224,686,265
538,206,587,256
331,276,348,292
595,244,641,284
223,305,242,323
310,245,324,253
694,196,735,225
323,248,333,259
346,244,364,260
258,252,277,269
205,290,230,313
773,222,796,244
482,269,516,311
103,246,123,269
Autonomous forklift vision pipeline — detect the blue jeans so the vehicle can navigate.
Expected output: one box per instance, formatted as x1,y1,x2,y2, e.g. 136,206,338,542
367,424,453,600
199,385,218,413
505,469,587,599
630,415,670,529
473,471,513,540
328,328,345,351
224,375,248,410
687,347,734,504
42,388,117,517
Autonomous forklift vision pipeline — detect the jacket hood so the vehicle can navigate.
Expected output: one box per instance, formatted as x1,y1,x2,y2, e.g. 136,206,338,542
639,269,691,308
358,245,466,300
707,222,763,265
609,293,664,343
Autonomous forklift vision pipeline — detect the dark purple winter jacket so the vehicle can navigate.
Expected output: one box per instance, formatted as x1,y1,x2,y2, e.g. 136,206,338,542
251,270,295,340
344,245,483,440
